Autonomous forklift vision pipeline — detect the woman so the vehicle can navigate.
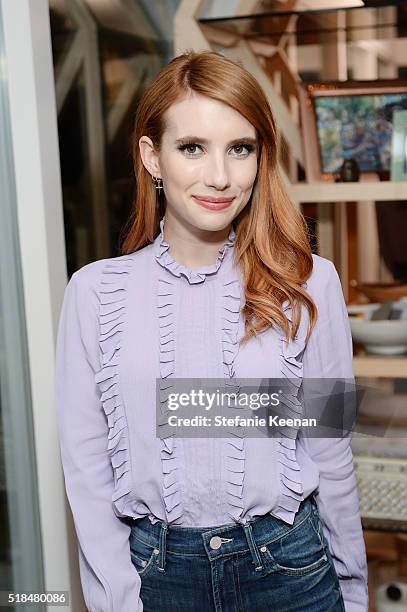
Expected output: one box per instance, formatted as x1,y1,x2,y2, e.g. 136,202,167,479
55,50,368,611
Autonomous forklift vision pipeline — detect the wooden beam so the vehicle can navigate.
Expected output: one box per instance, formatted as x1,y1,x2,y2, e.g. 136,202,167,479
174,0,211,54
224,40,304,166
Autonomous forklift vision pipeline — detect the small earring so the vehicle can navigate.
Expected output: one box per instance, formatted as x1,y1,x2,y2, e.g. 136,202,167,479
152,175,163,194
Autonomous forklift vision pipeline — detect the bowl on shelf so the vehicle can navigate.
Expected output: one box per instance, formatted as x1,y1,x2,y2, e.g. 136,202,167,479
347,303,407,356
354,282,407,303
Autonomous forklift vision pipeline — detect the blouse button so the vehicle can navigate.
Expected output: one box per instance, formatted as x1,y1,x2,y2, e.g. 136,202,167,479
209,536,222,550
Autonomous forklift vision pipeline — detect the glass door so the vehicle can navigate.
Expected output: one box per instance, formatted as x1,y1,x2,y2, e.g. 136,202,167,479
0,5,45,611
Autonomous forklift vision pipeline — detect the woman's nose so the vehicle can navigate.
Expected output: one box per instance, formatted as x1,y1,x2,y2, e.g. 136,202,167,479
204,154,231,190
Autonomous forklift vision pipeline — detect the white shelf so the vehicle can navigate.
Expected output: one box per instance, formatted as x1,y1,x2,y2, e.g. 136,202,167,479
288,181,407,203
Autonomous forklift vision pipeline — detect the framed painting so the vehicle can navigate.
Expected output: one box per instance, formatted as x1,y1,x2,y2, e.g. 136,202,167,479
298,79,407,182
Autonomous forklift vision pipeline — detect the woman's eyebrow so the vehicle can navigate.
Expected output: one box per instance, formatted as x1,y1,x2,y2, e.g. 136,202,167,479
175,136,258,147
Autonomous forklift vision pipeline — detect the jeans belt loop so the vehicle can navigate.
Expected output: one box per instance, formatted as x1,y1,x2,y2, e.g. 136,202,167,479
242,522,263,571
157,521,168,572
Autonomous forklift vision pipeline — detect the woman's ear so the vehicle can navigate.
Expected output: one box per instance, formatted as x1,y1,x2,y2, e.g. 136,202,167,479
139,136,161,178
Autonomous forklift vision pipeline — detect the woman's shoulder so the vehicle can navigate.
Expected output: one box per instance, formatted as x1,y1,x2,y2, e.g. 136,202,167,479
70,256,111,285
306,253,339,298
70,246,153,294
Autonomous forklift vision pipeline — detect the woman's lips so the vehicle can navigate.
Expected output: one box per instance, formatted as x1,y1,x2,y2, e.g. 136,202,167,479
192,195,235,210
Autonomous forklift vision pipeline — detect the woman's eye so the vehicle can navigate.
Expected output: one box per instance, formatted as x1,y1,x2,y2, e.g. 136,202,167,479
176,143,202,156
232,144,252,156
178,143,254,157
183,144,200,155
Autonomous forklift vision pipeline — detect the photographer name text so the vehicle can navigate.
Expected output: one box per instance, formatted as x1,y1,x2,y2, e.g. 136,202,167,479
166,415,317,428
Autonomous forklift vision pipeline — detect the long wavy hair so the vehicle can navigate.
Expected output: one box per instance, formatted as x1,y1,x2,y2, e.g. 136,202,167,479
120,50,317,346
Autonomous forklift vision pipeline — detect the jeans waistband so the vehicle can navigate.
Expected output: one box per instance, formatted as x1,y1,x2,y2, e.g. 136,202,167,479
130,494,316,573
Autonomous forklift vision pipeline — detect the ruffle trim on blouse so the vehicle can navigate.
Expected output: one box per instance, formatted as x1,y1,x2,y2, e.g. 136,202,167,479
155,216,236,285
94,257,134,518
156,275,184,523
221,277,246,523
274,298,307,523
154,215,245,524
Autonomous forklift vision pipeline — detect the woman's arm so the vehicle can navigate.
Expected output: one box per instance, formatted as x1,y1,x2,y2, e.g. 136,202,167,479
299,257,368,612
55,267,143,612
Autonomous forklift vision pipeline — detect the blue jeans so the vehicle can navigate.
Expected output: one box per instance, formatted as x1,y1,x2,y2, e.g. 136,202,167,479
129,495,345,611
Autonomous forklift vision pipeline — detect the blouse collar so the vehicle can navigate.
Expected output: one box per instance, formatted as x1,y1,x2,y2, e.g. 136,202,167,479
153,215,236,285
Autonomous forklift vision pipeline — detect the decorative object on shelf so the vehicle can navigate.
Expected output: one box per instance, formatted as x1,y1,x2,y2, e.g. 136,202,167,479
347,300,407,355
354,455,407,529
370,299,401,321
376,581,407,611
299,79,407,183
339,157,360,182
353,282,407,303
390,109,407,181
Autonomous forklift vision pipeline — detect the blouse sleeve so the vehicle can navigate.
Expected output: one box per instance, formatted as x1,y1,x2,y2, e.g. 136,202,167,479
299,259,368,612
55,268,143,612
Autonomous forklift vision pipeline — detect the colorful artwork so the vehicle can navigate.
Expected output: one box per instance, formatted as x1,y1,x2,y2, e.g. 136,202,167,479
313,93,407,174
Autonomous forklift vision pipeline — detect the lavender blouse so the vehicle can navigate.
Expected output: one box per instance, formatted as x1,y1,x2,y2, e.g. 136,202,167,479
55,216,368,612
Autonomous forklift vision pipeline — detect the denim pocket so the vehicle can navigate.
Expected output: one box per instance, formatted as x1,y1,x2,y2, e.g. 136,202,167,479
259,508,329,576
129,533,158,577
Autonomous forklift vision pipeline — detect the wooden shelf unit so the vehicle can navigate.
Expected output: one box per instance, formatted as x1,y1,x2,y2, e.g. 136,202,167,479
288,181,407,204
353,354,407,379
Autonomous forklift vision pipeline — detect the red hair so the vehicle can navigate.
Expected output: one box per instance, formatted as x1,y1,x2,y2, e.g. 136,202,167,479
120,50,317,345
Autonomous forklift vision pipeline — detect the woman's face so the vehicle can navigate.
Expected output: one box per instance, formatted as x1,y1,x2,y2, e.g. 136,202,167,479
139,92,259,234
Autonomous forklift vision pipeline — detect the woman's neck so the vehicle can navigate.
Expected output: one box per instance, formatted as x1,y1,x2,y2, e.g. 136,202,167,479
161,213,234,270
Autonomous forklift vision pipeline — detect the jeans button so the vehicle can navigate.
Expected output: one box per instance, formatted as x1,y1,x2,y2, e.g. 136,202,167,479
209,536,222,550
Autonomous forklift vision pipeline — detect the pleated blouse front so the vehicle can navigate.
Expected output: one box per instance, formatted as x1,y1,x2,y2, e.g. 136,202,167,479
95,216,315,528
55,216,368,611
